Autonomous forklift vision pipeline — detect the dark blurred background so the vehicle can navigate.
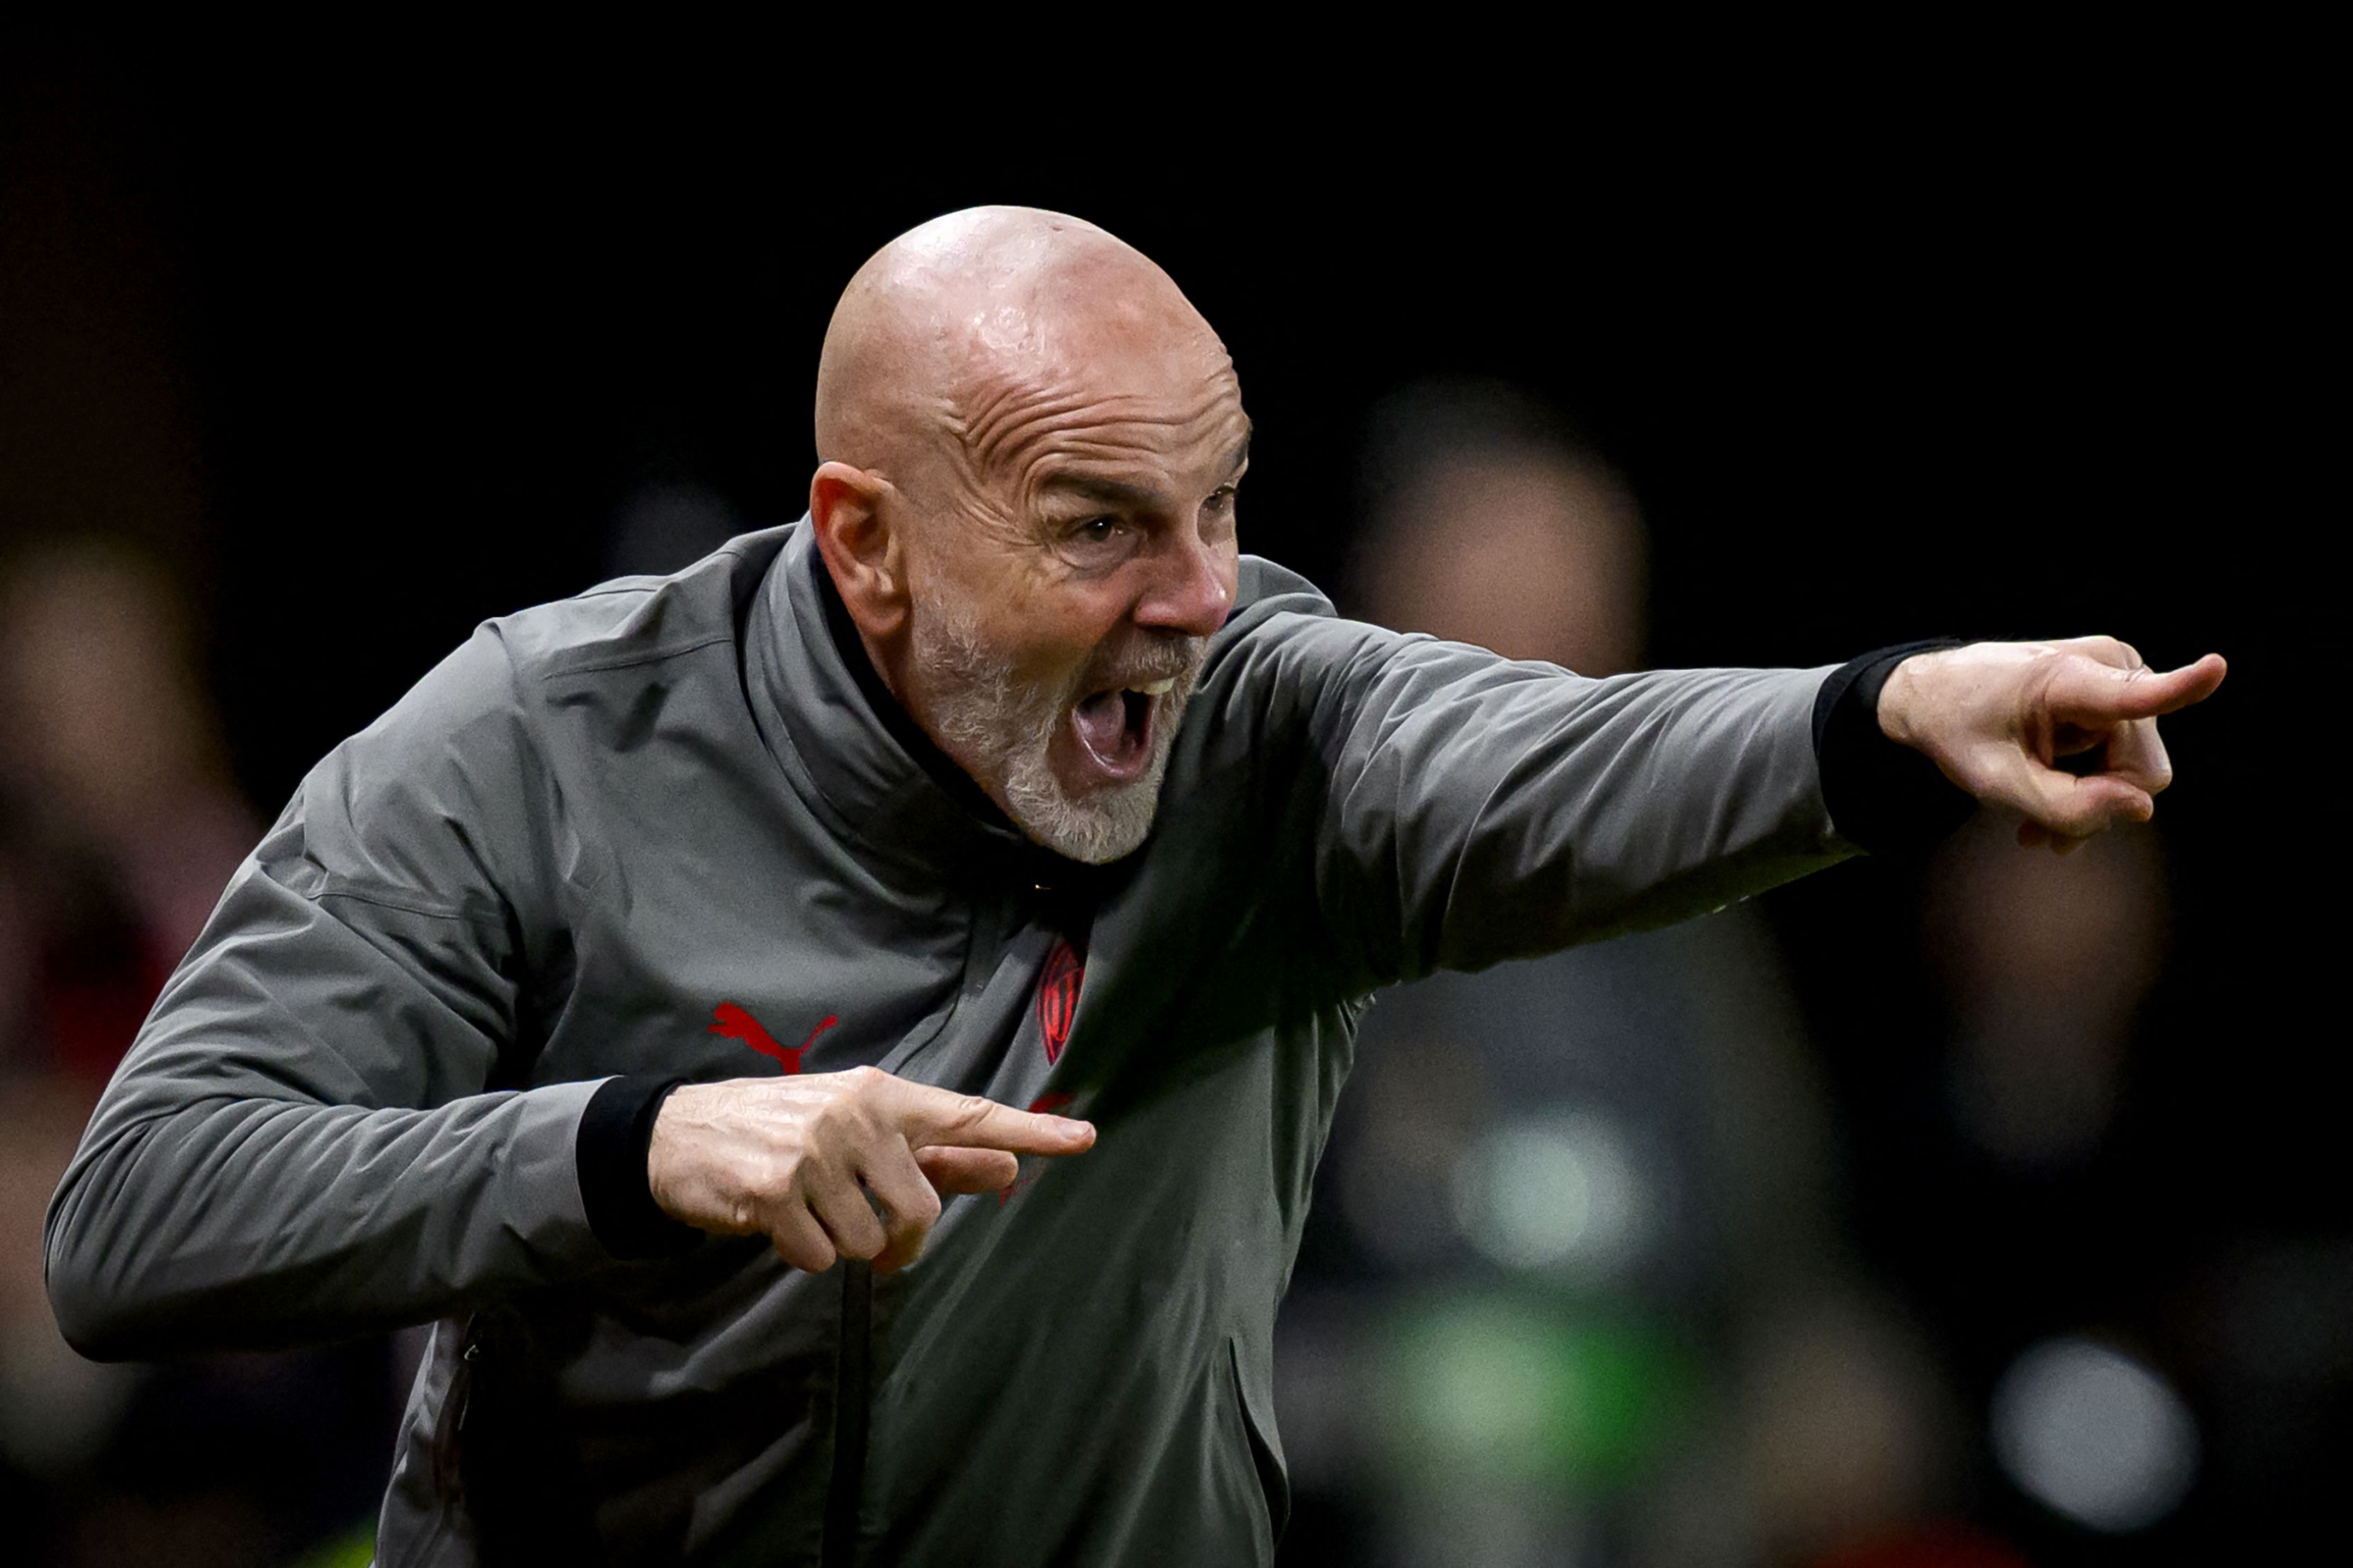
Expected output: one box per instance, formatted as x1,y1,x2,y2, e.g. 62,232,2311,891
2,41,2335,1567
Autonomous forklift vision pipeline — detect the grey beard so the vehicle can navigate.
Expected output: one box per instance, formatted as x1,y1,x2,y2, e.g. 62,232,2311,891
913,602,1199,864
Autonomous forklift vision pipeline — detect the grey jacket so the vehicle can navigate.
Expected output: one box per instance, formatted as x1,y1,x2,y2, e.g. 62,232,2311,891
46,523,1857,1565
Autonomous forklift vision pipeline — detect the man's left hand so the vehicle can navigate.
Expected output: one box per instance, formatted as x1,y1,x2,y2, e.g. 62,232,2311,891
1878,638,2228,853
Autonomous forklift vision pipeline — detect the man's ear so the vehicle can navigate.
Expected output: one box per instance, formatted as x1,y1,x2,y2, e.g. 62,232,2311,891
809,461,908,640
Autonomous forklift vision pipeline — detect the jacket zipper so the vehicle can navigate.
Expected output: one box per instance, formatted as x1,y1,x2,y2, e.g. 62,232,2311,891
820,1259,873,1568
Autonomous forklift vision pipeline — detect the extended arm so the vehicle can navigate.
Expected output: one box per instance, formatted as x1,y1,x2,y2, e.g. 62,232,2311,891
1221,582,2222,993
1199,591,1856,993
1311,640,1844,986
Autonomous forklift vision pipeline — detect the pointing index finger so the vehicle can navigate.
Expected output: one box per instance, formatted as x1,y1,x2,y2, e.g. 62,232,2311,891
881,1077,1097,1155
2048,653,2227,726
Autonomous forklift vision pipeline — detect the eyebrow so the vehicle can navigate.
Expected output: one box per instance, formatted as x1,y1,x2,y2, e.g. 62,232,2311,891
1038,472,1163,511
1035,430,1254,511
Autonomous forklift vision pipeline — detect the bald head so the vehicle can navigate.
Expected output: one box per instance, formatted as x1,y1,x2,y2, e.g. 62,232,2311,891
814,206,1228,484
804,206,1249,863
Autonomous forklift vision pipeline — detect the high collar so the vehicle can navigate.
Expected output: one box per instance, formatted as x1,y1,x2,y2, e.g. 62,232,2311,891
744,522,1108,900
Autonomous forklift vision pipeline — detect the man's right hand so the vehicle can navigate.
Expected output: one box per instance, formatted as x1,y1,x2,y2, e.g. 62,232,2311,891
646,1068,1095,1275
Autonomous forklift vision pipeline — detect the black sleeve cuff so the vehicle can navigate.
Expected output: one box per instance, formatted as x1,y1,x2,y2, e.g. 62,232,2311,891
577,1074,700,1260
1811,639,1978,857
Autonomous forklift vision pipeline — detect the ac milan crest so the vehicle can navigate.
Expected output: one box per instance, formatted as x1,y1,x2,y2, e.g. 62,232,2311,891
1036,940,1084,1063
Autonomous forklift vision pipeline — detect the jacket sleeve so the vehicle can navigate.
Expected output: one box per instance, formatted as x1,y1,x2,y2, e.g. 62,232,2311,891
1215,591,1855,995
44,624,612,1359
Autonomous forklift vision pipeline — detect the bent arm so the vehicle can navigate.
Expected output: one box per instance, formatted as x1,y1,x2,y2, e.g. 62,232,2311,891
43,629,610,1359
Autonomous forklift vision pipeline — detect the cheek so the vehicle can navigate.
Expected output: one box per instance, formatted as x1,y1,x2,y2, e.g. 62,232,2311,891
990,582,1133,690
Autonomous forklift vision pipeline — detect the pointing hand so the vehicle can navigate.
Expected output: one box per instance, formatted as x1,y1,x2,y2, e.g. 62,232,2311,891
647,1068,1096,1274
1877,637,2227,853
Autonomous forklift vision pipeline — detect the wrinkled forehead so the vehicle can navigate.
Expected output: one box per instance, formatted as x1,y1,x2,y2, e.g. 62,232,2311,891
939,279,1245,486
922,253,1252,473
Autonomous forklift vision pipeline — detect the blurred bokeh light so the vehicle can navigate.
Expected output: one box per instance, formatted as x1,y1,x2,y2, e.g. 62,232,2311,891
1989,1337,2199,1533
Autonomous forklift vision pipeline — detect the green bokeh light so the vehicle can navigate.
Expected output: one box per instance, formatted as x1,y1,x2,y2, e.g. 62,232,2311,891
1375,1292,1694,1495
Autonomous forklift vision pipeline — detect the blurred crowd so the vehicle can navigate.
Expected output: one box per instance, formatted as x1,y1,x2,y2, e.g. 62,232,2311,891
0,544,396,1566
1267,387,2202,1567
0,379,2239,1566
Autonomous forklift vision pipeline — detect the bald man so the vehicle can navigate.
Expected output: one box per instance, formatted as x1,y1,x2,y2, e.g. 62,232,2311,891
45,209,2224,1566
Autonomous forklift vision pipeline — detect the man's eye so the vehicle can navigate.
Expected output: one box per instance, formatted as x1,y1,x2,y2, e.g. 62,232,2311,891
1205,487,1236,514
1046,513,1142,571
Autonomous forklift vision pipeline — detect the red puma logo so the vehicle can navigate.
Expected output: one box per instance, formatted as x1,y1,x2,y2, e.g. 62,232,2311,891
709,1002,836,1074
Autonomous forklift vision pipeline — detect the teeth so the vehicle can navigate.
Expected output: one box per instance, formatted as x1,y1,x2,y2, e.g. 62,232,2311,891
1133,678,1175,697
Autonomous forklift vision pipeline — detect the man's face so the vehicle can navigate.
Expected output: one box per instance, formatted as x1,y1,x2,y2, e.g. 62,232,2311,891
893,322,1249,863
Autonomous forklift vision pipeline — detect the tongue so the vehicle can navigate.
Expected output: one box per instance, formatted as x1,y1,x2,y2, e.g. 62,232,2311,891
1073,689,1136,769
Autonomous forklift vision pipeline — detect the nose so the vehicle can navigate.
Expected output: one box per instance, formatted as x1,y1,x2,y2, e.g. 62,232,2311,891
1133,525,1235,638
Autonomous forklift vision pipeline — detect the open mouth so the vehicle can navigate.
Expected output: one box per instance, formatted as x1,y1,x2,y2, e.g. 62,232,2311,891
1068,676,1176,784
